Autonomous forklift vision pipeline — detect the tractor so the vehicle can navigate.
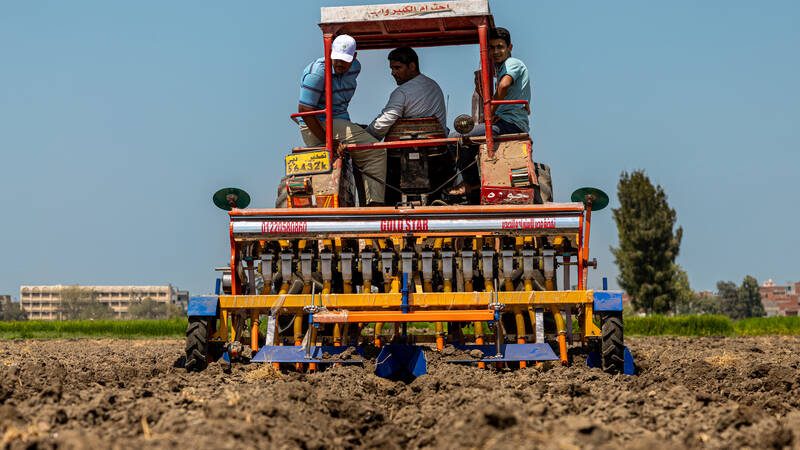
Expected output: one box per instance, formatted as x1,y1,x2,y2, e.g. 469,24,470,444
186,0,634,379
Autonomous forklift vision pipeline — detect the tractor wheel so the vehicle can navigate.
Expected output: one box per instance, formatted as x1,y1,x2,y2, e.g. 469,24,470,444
600,312,624,374
185,317,210,372
275,176,288,208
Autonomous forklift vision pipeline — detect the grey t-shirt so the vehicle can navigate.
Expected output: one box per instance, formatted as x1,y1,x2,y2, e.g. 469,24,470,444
367,73,448,139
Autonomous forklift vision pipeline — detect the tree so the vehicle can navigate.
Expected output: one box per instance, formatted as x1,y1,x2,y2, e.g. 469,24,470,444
59,286,114,320
672,265,695,315
738,275,765,319
717,280,740,318
128,297,185,319
610,170,683,314
717,277,766,319
0,297,28,321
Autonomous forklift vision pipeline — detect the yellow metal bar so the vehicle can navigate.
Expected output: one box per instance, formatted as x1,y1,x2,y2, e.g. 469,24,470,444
333,324,342,346
514,310,527,369
309,326,318,372
475,320,485,369
219,290,593,309
583,303,601,338
294,313,304,371
549,305,568,365
434,322,445,350
374,322,383,347
250,310,260,352
271,315,280,370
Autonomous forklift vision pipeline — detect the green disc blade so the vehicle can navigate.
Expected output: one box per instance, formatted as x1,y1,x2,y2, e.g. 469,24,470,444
570,187,609,211
213,187,251,211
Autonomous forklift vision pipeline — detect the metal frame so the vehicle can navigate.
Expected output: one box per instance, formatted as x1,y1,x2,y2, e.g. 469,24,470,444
193,1,624,376
292,1,528,160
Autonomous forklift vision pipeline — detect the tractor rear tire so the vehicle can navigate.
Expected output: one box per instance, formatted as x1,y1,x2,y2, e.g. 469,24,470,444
275,176,288,208
601,312,624,374
185,317,210,372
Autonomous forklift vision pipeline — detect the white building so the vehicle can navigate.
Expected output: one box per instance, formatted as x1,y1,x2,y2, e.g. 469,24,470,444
19,285,189,320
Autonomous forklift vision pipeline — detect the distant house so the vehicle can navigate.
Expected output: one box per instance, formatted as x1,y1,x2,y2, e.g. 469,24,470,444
759,279,800,317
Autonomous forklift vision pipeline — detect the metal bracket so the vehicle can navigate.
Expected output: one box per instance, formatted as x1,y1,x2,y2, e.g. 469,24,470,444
320,251,334,283
260,253,274,291
501,249,515,282
280,251,294,283
441,249,454,283
339,251,353,284
461,249,474,284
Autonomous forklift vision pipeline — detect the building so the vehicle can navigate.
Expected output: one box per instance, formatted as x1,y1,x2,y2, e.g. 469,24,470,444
19,285,189,320
759,279,799,317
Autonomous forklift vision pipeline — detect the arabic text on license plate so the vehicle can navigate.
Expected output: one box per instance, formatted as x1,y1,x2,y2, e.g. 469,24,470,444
285,150,331,176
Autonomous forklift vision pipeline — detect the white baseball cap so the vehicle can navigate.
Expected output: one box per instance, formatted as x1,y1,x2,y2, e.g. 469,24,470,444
331,35,356,63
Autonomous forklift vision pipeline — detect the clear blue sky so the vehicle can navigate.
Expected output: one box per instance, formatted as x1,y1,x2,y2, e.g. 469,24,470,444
2,1,799,298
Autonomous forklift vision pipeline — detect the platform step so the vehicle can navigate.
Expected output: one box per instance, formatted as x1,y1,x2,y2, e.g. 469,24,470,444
446,343,559,363
250,345,363,364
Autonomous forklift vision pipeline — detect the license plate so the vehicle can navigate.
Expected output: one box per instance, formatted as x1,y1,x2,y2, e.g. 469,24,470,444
285,150,331,176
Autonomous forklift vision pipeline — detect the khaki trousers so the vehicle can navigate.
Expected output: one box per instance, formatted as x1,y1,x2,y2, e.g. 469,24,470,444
299,118,386,205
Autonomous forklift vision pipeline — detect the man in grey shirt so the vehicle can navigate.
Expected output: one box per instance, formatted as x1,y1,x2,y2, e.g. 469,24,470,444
367,47,448,139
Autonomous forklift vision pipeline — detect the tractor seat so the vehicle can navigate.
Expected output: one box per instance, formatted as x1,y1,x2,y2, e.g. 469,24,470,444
385,117,446,142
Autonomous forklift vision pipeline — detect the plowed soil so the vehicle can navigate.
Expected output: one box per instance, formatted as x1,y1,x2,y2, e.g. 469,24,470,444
2,336,800,449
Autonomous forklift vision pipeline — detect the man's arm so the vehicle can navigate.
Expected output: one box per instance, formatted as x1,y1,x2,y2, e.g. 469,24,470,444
298,104,327,144
490,74,514,117
367,89,405,139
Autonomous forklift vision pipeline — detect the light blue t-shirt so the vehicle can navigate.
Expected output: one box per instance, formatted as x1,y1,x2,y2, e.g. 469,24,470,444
495,57,531,133
298,57,360,123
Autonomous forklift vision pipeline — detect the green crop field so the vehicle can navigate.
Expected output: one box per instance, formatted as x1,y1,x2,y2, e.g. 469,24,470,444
0,319,188,340
733,316,800,335
624,315,800,336
0,315,798,340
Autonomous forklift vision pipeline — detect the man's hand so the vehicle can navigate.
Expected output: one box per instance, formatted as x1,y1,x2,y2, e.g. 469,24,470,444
298,104,327,144
333,139,348,157
473,70,483,95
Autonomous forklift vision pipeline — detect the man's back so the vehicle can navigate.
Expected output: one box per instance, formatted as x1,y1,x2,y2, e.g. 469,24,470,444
368,73,448,139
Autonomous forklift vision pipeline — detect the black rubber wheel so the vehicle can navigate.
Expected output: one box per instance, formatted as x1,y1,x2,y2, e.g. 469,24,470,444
275,176,288,208
601,312,624,374
185,317,210,372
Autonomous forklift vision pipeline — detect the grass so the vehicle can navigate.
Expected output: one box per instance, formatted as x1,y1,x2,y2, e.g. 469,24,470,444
625,315,734,336
1,315,798,340
624,315,800,337
733,316,800,335
0,318,188,340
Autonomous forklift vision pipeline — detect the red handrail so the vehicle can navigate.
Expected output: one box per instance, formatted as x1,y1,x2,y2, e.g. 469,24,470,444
290,110,326,118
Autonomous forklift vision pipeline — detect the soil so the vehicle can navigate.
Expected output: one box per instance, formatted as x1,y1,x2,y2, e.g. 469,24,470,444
440,344,483,360
2,336,800,449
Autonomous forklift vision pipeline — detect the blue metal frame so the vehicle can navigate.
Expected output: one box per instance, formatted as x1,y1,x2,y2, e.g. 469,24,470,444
187,295,219,317
449,343,559,363
375,345,427,380
251,345,364,364
593,290,623,312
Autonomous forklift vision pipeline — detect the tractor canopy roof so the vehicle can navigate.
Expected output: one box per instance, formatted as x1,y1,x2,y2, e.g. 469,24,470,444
319,0,494,49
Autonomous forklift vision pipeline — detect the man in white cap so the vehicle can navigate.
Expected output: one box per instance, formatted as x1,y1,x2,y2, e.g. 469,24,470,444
297,34,385,206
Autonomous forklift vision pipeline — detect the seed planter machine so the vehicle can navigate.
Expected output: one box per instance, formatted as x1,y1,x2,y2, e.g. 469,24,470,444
186,0,634,379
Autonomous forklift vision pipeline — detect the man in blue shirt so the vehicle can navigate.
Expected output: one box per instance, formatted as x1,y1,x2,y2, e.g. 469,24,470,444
448,27,531,196
297,35,385,206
